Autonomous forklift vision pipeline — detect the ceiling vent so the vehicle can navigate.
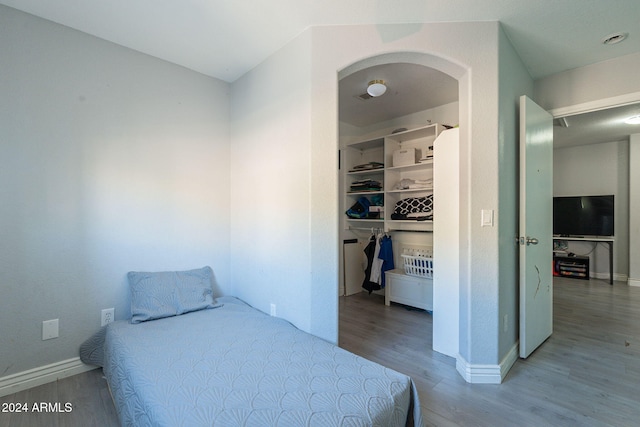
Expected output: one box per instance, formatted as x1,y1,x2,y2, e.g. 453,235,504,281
553,117,569,128
355,92,373,101
602,32,628,45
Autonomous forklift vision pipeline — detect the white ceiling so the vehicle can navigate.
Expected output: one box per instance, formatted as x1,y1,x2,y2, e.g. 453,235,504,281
553,102,640,148
3,0,639,146
338,63,458,128
1,0,638,83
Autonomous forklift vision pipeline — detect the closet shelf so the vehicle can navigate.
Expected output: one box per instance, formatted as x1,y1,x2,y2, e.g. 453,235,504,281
386,188,433,194
347,190,384,195
386,161,433,172
347,168,384,176
342,123,443,233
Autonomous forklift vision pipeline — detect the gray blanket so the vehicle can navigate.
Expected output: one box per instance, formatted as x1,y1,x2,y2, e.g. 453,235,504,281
81,296,424,426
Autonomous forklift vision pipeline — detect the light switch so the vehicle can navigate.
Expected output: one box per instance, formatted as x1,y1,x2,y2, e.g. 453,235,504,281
481,209,494,227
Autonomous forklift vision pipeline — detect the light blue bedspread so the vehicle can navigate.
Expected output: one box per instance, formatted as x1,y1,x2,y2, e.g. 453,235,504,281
99,297,424,426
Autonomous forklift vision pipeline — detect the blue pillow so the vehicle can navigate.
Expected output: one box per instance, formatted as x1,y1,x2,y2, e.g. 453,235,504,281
129,266,216,324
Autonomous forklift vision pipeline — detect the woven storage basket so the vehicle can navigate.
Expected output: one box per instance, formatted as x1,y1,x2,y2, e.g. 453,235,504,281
401,248,434,278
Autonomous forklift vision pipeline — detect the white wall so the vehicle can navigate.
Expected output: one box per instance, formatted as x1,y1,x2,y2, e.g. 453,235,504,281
554,141,630,279
0,6,231,377
534,52,640,111
0,10,537,384
497,28,535,360
311,23,536,381
630,134,640,286
339,101,460,143
535,52,640,287
308,22,522,378
229,32,315,334
433,128,460,357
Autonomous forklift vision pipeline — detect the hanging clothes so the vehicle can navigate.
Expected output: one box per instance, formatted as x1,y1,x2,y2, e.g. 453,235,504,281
362,235,381,294
377,235,395,288
369,233,384,285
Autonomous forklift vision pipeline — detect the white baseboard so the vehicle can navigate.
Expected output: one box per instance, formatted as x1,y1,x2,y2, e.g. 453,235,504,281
629,278,640,287
456,342,519,384
590,271,627,282
0,357,97,398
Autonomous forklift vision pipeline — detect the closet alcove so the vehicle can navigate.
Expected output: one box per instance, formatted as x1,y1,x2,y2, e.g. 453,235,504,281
337,57,461,357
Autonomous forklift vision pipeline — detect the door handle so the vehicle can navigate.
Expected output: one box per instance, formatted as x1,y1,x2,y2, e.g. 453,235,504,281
526,237,539,246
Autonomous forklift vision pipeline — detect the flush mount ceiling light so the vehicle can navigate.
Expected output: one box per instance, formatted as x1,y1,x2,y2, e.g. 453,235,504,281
602,32,628,45
625,115,640,125
367,80,387,97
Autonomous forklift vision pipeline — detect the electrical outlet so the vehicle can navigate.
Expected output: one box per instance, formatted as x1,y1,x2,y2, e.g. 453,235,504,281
270,303,276,317
42,319,59,340
101,308,115,326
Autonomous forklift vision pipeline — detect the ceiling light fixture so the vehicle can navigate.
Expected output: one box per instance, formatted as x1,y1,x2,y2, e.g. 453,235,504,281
367,80,387,97
602,32,628,45
624,115,640,125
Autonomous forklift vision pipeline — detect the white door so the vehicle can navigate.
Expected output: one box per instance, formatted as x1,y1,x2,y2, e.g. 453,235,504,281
519,95,553,358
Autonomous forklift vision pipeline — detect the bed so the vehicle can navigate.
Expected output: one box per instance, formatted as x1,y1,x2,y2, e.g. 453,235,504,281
80,267,424,427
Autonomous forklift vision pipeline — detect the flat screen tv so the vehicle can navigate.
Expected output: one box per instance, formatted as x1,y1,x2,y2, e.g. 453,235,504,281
553,195,614,237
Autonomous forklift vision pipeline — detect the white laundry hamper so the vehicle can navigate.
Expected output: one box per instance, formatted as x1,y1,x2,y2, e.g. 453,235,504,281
401,248,434,278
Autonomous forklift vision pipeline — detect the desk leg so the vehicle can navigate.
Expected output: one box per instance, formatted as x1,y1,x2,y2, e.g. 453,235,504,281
608,241,613,285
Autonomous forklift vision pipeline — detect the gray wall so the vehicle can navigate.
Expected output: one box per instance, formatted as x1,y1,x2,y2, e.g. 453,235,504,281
630,134,640,286
535,52,640,111
497,27,535,359
6,4,637,385
554,141,630,279
535,52,640,284
0,6,232,376
230,21,512,368
308,22,513,374
229,31,315,334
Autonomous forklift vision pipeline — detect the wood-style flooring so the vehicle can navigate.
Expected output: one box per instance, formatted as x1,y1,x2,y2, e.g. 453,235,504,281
339,277,640,426
2,277,639,426
0,367,117,427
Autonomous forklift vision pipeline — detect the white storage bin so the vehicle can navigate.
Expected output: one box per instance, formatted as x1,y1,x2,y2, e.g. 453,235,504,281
385,269,433,311
393,148,417,167
401,248,434,278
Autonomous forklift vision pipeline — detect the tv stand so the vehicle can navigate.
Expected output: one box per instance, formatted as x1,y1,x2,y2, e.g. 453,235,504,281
552,236,614,285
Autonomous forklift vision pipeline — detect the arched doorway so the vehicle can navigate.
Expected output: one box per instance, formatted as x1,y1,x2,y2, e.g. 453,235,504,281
336,53,464,359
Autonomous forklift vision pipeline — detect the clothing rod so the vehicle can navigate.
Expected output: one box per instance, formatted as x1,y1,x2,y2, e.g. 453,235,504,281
348,226,383,233
387,229,432,233
347,226,431,233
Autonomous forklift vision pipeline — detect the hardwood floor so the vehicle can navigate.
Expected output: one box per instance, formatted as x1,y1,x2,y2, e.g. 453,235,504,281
339,277,640,426
2,277,638,426
0,368,118,427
